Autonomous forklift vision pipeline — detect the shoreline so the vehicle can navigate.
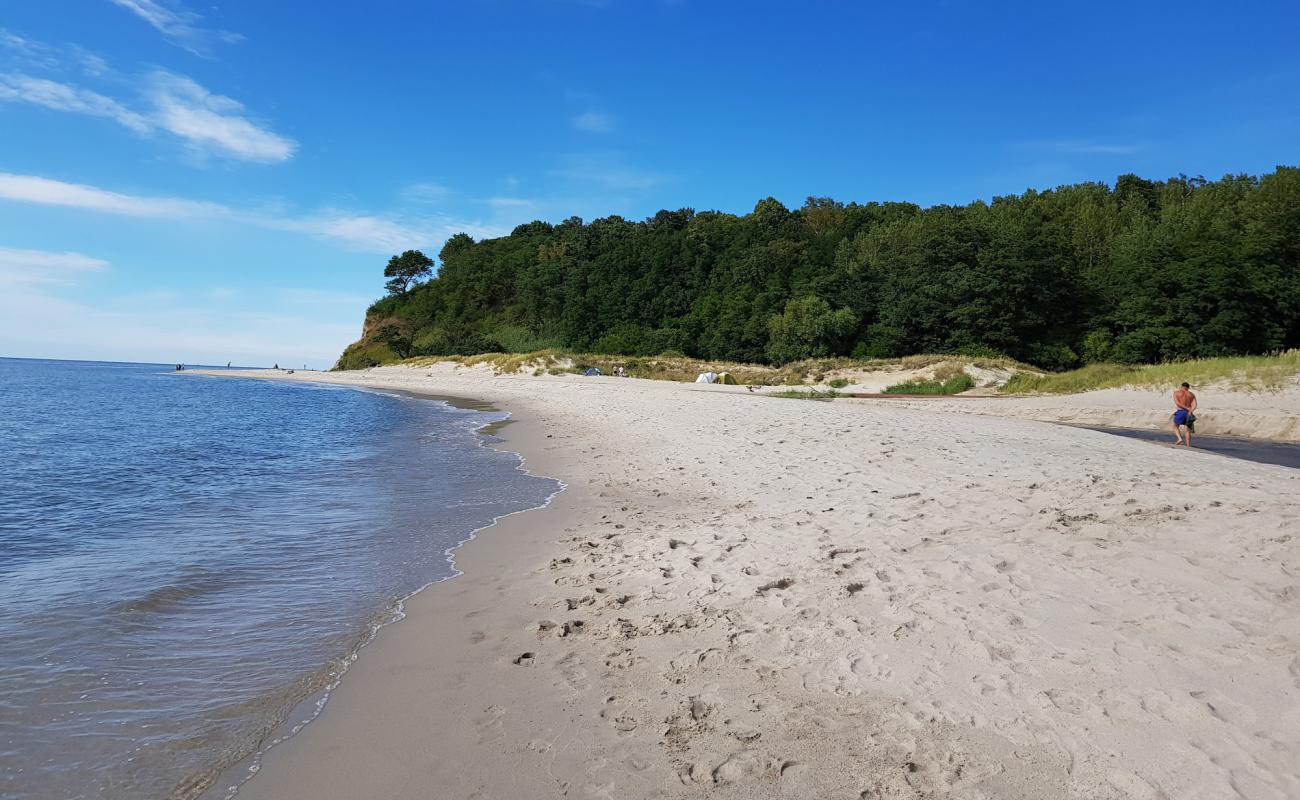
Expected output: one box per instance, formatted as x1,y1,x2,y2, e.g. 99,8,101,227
198,382,567,800
194,365,1300,799
205,369,604,800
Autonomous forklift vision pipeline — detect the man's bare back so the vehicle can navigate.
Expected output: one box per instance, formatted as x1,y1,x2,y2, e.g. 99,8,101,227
1172,383,1197,446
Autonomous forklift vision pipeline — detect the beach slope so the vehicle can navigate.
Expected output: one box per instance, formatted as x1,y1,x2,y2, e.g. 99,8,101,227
200,365,1300,800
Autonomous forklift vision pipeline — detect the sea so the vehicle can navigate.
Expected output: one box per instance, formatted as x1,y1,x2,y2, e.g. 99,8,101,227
0,358,561,800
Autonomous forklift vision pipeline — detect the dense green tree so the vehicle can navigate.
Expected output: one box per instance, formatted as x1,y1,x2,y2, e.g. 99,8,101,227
766,296,857,363
383,249,434,296
348,168,1300,369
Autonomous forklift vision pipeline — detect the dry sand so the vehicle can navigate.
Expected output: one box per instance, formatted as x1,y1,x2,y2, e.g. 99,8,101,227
864,386,1300,443
196,365,1300,800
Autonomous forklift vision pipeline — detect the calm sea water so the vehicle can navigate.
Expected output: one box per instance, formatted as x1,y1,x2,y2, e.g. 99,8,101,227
0,359,560,800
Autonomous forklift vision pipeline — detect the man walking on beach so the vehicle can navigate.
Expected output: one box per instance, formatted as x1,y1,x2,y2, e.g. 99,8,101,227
1172,382,1197,446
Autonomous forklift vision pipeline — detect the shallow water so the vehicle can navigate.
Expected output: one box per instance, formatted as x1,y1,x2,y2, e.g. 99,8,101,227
1078,425,1300,469
0,359,560,800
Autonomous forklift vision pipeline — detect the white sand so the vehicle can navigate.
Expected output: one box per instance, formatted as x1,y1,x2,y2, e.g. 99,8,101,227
865,385,1300,442
195,365,1300,800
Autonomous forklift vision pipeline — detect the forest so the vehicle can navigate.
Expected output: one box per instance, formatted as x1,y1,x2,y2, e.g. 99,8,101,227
339,168,1300,371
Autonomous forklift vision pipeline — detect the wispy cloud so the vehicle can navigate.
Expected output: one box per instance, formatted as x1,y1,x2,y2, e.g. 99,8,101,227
400,182,452,203
1020,139,1142,156
0,246,109,287
0,172,223,217
0,68,296,163
0,282,358,366
487,197,535,209
1,28,108,76
0,29,51,66
277,288,374,307
0,73,151,133
550,152,669,190
146,70,296,162
108,0,242,57
573,110,614,133
267,213,445,254
0,171,499,253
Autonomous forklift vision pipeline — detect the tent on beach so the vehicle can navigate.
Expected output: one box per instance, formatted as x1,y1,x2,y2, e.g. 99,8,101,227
695,371,737,385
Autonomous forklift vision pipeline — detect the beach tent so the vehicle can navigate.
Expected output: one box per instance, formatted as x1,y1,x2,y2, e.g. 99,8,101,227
584,367,602,376
695,372,718,384
715,372,738,385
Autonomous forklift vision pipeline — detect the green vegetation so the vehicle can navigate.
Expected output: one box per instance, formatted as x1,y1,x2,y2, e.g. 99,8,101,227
340,168,1300,371
1001,350,1300,394
382,250,433,296
388,350,1023,388
774,388,841,400
883,374,976,395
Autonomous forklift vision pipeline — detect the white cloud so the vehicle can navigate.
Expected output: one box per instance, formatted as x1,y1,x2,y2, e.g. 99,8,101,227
0,283,355,367
269,213,439,253
0,29,42,58
0,172,224,217
572,111,614,133
0,171,500,253
109,0,242,57
146,71,296,162
0,246,109,287
0,73,152,133
0,68,296,163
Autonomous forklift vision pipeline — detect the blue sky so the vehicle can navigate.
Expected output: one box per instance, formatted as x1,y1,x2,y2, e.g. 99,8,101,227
1,1,1297,368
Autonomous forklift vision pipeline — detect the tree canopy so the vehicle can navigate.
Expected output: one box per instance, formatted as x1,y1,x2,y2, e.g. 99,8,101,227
383,249,434,296
339,168,1300,370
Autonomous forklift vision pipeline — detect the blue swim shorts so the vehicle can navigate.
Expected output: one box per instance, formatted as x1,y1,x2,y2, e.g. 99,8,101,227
1173,409,1190,426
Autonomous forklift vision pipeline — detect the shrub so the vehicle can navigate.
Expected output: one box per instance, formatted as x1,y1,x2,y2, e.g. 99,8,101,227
766,297,857,363
489,325,562,353
882,373,974,395
774,388,840,400
828,377,850,388
853,325,907,359
1081,330,1114,364
410,327,501,357
335,341,399,370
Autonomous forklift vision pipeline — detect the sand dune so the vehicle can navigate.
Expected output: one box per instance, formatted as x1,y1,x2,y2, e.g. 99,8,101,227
198,365,1300,800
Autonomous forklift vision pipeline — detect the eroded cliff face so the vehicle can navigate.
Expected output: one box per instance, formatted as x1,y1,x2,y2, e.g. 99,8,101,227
334,313,400,370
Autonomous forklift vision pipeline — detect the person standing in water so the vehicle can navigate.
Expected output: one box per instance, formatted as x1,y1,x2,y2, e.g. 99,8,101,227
1172,382,1197,446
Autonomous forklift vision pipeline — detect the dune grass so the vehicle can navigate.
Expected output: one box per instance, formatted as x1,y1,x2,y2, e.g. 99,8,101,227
394,350,1029,388
773,388,841,400
882,374,976,395
1000,350,1300,394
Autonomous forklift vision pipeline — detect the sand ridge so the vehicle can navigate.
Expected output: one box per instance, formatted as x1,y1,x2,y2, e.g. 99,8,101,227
196,366,1300,800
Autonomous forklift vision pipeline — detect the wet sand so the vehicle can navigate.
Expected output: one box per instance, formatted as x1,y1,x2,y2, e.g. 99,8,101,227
197,365,1300,800
1079,426,1300,470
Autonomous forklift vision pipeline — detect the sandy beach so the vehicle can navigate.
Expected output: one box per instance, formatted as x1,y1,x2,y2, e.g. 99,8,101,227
197,365,1300,800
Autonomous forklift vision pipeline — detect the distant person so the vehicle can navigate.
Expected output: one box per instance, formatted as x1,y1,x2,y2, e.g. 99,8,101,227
1172,382,1197,447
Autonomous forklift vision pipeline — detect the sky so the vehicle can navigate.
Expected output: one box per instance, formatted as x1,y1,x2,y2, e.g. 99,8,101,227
1,1,1298,368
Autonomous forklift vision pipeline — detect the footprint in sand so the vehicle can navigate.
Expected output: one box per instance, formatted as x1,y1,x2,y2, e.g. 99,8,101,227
598,697,639,734
557,651,590,691
710,751,769,785
474,705,506,744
